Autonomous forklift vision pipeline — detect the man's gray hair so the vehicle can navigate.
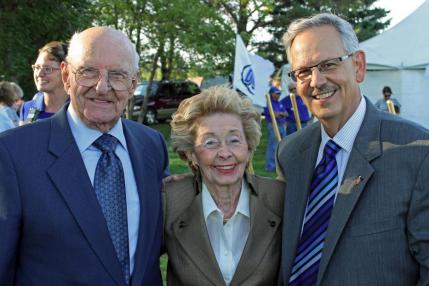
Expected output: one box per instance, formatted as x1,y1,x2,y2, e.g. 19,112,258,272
283,13,359,64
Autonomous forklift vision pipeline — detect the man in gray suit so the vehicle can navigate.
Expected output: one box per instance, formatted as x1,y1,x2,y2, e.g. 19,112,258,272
277,13,429,285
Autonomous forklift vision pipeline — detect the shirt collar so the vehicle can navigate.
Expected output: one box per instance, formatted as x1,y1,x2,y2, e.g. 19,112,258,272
321,95,366,153
66,103,127,153
202,180,250,222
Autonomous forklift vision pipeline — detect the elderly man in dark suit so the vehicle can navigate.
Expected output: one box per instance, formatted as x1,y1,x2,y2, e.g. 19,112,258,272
277,13,429,286
0,27,168,285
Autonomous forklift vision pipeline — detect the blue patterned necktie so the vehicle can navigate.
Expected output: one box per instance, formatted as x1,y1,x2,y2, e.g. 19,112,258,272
93,134,130,285
289,140,341,286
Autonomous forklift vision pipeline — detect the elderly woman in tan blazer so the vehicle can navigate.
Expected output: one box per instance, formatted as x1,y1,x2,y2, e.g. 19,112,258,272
163,85,285,286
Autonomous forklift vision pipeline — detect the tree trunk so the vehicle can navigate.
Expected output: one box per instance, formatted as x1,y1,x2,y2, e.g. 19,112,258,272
137,43,163,123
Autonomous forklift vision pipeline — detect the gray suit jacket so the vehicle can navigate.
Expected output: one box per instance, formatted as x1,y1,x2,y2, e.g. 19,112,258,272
277,98,429,286
163,173,285,286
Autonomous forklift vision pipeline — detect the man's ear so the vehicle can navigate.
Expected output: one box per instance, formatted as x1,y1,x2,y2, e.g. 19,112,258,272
354,50,366,83
128,72,140,99
60,61,71,92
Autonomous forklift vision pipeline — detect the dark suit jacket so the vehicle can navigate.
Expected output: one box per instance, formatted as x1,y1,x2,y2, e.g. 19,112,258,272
163,173,285,286
277,98,429,285
0,105,169,286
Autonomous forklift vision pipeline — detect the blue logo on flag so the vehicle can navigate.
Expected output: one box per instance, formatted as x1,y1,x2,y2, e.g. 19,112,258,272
241,65,255,95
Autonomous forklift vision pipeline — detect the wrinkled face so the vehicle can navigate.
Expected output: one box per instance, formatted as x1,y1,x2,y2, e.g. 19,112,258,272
190,113,250,190
62,32,137,132
33,52,63,93
290,25,366,131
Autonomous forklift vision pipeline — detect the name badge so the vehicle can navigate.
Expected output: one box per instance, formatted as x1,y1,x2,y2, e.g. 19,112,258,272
26,108,40,123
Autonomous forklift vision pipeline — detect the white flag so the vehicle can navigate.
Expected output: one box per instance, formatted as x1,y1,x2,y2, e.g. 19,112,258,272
233,34,274,107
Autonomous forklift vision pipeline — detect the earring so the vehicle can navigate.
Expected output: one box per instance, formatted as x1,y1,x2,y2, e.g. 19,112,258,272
192,161,199,169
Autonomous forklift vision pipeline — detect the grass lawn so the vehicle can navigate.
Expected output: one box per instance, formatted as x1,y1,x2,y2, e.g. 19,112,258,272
149,119,276,284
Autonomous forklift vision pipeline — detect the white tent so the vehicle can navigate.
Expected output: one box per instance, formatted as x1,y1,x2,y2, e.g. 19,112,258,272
359,0,429,128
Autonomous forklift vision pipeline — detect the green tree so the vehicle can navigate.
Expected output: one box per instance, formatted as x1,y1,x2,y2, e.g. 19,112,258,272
205,0,276,46
0,0,94,99
257,0,390,69
92,0,235,121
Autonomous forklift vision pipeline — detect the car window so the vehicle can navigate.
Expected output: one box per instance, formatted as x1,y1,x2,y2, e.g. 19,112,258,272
186,83,200,94
134,82,158,96
157,83,175,97
134,84,147,96
178,82,200,96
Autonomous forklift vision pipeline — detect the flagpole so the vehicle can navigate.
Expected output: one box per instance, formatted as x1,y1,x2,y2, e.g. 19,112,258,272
290,92,302,130
265,93,282,142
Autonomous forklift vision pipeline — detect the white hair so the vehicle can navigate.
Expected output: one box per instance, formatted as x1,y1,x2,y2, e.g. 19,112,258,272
67,26,140,72
283,13,359,64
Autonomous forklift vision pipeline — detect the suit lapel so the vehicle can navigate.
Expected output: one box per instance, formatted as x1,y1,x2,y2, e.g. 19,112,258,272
173,192,225,286
231,176,281,285
281,125,321,282
317,99,382,284
46,108,124,286
121,122,161,286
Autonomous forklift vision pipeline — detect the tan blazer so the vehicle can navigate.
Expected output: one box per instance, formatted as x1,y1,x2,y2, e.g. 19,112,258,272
163,173,285,286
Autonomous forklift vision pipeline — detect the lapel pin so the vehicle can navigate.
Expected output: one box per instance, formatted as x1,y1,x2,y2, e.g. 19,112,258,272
353,175,363,186
178,221,186,228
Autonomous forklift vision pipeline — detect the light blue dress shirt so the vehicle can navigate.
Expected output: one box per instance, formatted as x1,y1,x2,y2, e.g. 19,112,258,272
318,95,366,200
202,181,250,285
67,105,140,274
0,106,19,132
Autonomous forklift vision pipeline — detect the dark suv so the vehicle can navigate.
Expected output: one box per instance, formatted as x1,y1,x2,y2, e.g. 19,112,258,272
133,80,200,124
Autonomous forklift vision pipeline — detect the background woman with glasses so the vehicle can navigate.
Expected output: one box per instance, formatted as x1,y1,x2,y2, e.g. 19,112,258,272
19,41,69,124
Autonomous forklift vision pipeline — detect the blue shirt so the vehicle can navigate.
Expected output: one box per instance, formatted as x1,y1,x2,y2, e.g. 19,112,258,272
19,92,55,123
374,97,401,112
66,104,140,275
0,106,19,132
280,95,311,123
264,96,287,124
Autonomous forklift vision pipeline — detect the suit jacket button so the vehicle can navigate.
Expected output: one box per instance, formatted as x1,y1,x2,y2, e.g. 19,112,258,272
179,221,185,228
270,220,276,227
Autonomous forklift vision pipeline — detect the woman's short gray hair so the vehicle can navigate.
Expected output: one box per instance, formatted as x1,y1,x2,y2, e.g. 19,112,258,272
283,13,359,63
170,85,261,171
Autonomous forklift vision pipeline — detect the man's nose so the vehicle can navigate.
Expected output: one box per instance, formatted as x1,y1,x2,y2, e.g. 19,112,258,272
95,74,112,94
309,67,327,88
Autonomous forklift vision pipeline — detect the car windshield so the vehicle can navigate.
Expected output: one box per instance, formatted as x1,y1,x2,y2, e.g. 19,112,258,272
134,83,158,96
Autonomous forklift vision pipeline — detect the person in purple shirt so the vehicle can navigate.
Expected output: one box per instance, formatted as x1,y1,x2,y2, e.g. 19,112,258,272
264,86,287,172
280,81,312,134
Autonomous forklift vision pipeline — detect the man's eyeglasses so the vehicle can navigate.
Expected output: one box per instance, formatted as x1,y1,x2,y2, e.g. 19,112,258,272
69,64,134,91
32,65,60,74
288,53,354,82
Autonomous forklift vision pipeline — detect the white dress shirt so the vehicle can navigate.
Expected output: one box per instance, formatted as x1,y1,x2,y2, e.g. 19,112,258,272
318,95,366,200
202,181,250,285
67,105,140,274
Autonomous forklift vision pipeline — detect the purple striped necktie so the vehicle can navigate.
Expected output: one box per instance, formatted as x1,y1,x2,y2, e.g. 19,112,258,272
289,139,341,286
